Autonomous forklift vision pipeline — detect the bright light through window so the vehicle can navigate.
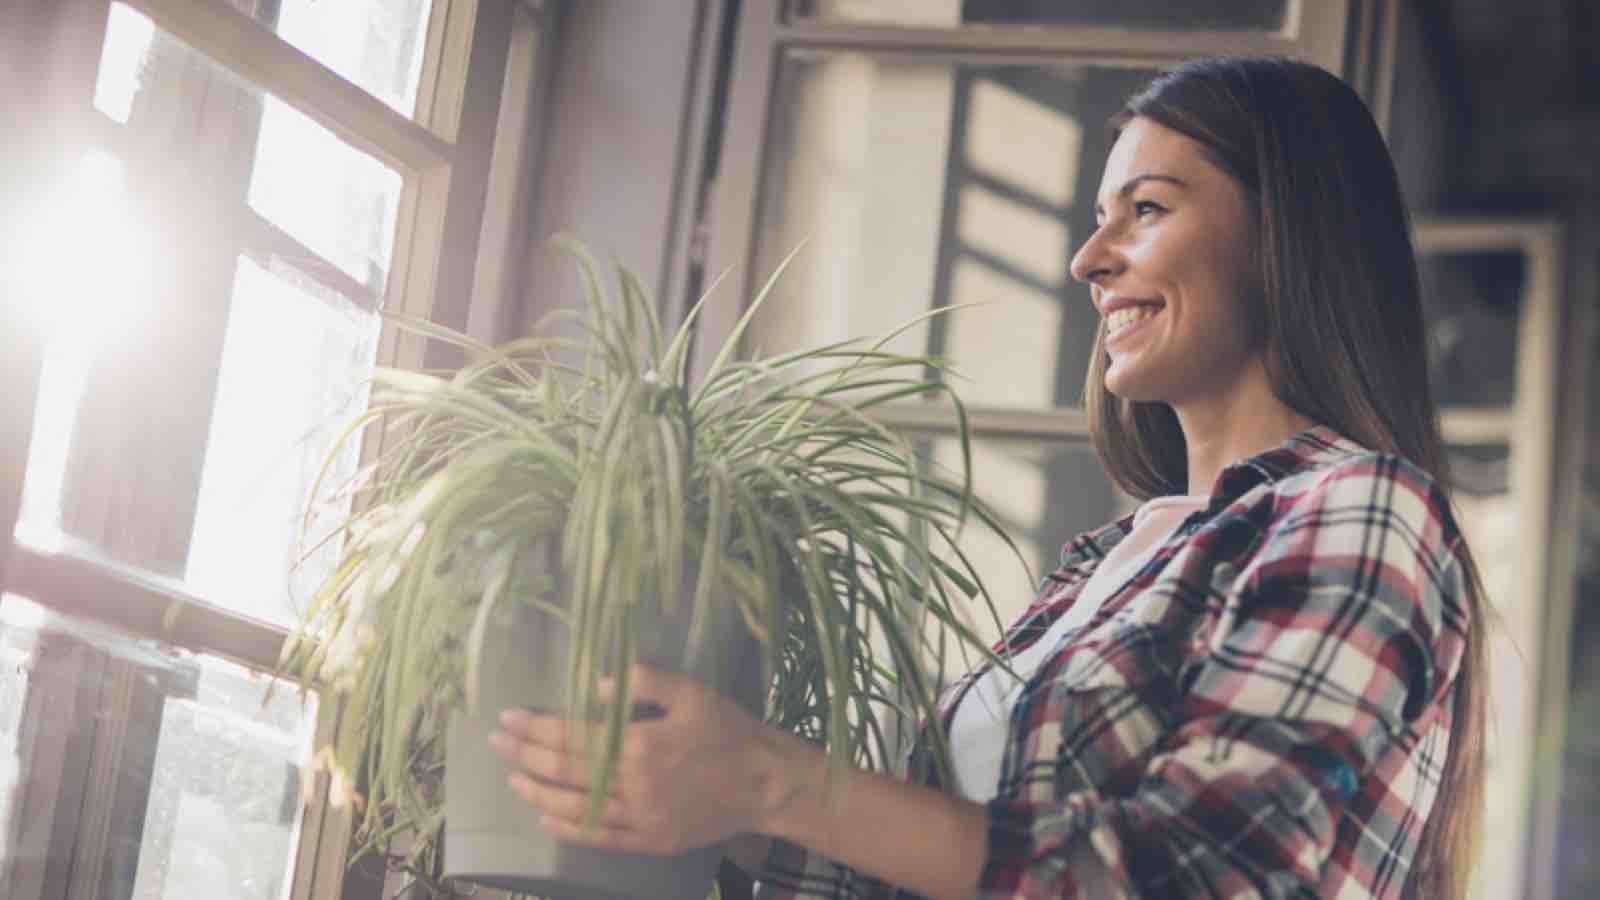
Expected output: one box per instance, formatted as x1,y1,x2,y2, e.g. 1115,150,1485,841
271,0,434,116
16,149,147,546
93,3,155,124
19,4,396,627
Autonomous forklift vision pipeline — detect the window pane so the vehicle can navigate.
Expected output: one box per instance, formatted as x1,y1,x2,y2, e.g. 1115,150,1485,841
249,0,434,117
18,243,380,629
248,95,404,293
1420,250,1523,409
787,0,1291,32
748,52,1156,411
0,595,314,899
14,149,142,545
16,6,397,604
94,3,404,294
185,257,380,628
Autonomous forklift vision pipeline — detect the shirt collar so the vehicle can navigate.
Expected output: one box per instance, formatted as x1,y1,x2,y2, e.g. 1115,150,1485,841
1207,423,1369,504
1060,424,1368,568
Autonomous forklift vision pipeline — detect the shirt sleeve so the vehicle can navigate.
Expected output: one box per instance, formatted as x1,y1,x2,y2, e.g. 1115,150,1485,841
754,836,901,900
977,453,1472,898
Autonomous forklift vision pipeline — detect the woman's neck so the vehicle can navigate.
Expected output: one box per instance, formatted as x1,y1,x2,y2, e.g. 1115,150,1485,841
1173,361,1316,497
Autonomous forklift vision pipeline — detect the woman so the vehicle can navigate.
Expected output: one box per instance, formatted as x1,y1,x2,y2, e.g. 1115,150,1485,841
486,57,1488,899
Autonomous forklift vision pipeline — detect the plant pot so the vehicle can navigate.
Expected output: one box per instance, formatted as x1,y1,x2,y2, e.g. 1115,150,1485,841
443,548,766,900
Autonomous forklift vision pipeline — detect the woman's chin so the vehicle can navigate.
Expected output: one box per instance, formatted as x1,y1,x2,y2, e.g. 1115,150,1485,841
1103,362,1164,403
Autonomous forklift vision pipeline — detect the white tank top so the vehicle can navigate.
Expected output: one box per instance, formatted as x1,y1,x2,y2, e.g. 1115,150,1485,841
948,494,1209,802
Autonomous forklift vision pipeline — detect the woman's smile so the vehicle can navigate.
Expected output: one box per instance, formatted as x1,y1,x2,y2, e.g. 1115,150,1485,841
1104,304,1162,346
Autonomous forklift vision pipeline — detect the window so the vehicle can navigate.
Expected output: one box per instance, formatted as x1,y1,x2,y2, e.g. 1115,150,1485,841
2,0,546,896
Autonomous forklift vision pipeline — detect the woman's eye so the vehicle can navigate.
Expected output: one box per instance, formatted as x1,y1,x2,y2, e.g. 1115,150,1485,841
1133,200,1164,218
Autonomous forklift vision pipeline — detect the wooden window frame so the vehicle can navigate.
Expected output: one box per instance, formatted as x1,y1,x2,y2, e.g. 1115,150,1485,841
0,1,549,897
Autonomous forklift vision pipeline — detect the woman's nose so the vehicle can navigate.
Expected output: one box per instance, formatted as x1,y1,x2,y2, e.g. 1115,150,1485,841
1069,229,1121,285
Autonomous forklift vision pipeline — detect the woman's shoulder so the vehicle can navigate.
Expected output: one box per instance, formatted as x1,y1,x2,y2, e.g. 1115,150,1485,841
1266,437,1462,549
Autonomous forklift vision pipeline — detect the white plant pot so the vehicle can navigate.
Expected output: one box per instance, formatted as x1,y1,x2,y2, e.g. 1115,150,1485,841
444,553,765,900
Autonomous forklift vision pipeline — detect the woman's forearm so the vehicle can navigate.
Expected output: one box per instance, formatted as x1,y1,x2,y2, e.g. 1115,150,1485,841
755,728,988,900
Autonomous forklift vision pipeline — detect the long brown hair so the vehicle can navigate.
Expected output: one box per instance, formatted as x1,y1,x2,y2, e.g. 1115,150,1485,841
1085,57,1488,898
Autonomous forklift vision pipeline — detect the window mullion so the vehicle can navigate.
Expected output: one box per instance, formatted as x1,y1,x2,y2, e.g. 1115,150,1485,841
7,540,291,674
384,0,516,372
872,404,1092,443
288,697,360,900
124,0,454,173
240,211,385,311
775,19,1330,65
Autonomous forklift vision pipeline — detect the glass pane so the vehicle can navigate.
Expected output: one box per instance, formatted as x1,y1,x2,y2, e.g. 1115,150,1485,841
1419,250,1524,409
248,0,434,117
248,95,404,292
185,257,380,628
17,6,397,605
0,595,314,899
787,0,1290,32
919,436,1126,666
14,149,143,545
749,52,1157,412
95,3,404,293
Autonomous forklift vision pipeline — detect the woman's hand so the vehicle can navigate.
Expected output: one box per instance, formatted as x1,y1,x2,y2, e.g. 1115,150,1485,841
489,663,987,900
488,664,794,856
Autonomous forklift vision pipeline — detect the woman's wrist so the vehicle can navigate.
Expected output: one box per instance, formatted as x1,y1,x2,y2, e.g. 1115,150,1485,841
746,726,988,900
750,725,828,842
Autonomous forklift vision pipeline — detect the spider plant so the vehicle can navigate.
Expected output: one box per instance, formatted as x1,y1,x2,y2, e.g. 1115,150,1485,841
278,240,1021,897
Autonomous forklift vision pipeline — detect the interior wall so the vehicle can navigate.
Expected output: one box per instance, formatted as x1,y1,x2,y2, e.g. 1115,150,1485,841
514,0,718,337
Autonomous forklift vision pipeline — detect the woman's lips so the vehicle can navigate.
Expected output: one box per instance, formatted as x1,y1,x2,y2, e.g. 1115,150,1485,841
1105,304,1161,348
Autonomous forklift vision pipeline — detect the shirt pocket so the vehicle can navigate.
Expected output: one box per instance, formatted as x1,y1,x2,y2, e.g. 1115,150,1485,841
1050,618,1182,694
1030,623,1176,796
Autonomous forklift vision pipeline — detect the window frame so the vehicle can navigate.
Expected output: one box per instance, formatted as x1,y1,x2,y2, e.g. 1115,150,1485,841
1412,218,1585,900
0,0,548,897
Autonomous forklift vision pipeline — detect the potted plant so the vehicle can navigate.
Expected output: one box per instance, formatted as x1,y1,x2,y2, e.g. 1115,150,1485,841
279,242,1019,899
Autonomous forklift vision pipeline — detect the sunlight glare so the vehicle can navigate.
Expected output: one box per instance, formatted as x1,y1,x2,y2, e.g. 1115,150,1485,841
14,149,149,545
17,148,147,346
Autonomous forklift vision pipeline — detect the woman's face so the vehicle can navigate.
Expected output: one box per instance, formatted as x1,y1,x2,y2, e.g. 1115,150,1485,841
1070,117,1263,407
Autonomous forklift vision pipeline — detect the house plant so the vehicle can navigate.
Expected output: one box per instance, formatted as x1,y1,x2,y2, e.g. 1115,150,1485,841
279,242,1021,898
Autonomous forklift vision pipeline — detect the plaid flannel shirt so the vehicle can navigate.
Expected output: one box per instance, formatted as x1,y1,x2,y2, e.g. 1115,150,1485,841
755,425,1470,899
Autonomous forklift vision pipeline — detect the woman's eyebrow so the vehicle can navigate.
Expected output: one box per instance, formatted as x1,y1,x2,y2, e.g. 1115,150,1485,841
1094,173,1190,217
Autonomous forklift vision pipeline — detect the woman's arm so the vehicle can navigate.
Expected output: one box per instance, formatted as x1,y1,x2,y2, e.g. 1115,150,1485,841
758,725,988,900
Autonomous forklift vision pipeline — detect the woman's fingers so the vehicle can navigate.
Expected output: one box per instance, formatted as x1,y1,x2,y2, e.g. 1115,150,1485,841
488,730,605,790
508,772,632,831
536,814,670,855
498,708,587,749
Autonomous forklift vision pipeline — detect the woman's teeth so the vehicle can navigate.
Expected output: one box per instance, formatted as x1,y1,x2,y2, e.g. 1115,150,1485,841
1106,305,1158,336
